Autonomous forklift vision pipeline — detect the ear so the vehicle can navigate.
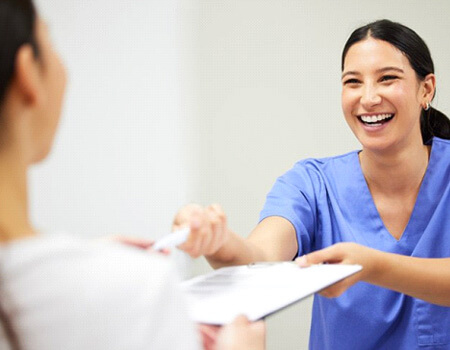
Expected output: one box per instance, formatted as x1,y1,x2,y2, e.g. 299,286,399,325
11,44,43,108
421,73,436,106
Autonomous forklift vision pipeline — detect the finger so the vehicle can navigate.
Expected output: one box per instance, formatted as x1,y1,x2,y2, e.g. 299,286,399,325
295,255,310,267
205,207,218,245
147,241,172,256
192,207,222,256
209,204,226,233
203,206,221,255
198,324,220,350
250,320,266,336
319,285,345,298
198,324,220,341
231,314,250,326
207,204,227,252
159,248,172,256
318,272,362,298
302,245,343,265
192,216,211,257
179,214,203,256
110,236,155,250
188,213,214,258
209,203,226,220
171,223,184,231
173,203,203,226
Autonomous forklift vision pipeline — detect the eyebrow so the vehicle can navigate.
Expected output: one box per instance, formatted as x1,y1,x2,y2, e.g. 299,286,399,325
341,66,405,79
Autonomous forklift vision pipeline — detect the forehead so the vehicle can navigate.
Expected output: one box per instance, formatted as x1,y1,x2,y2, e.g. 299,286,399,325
343,37,412,73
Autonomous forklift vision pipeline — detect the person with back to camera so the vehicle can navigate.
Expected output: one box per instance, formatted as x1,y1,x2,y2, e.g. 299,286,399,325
0,0,265,349
173,19,450,349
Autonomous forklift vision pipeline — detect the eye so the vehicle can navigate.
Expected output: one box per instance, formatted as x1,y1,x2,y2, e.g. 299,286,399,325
343,78,361,86
380,75,398,82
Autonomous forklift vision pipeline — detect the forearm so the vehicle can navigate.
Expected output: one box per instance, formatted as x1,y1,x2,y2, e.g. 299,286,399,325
205,217,297,269
205,229,269,269
369,252,450,306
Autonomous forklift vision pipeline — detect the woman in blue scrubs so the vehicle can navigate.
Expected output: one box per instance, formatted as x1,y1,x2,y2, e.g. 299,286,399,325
174,19,450,349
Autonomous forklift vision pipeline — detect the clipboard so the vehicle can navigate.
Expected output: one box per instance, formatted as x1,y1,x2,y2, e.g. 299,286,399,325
180,262,361,325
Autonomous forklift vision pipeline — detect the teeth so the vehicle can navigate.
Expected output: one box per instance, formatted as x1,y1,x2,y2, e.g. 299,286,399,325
360,114,393,123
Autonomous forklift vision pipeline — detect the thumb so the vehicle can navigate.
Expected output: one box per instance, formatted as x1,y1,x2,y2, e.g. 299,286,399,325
296,245,342,266
231,315,250,326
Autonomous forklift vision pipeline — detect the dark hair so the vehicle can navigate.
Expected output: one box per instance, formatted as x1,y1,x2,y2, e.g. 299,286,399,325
341,19,450,143
0,0,37,346
0,0,39,107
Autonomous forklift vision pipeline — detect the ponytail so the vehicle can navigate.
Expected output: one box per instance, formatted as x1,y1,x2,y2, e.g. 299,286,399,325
420,107,450,143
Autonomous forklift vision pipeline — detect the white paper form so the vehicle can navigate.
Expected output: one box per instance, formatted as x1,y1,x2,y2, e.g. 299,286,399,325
180,262,361,325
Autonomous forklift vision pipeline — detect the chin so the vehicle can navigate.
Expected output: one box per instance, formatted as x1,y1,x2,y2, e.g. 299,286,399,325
357,134,398,153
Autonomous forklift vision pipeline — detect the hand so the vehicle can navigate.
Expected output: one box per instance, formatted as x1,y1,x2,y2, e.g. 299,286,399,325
215,315,266,350
172,203,229,258
101,235,171,256
295,242,380,297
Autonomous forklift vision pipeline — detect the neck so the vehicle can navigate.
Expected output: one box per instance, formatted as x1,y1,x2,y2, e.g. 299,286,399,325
359,137,430,195
0,147,35,243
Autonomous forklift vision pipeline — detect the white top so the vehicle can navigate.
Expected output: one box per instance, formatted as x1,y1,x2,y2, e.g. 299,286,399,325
0,233,200,350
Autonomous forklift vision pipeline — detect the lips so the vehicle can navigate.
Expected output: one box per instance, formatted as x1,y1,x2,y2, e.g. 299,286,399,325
358,113,394,126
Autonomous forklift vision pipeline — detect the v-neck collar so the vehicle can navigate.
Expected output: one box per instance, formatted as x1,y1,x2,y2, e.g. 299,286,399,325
345,138,441,253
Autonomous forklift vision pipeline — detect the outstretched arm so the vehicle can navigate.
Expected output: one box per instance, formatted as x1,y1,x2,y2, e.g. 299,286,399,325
297,242,450,306
172,204,298,268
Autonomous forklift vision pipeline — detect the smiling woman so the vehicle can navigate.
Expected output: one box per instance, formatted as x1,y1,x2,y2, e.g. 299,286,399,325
173,19,450,349
342,20,450,145
342,38,430,154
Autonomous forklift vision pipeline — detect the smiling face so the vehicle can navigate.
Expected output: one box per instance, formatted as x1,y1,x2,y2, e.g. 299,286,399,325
341,37,433,154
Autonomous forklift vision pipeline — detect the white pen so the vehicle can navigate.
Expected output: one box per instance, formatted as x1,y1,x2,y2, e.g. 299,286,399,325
153,227,191,251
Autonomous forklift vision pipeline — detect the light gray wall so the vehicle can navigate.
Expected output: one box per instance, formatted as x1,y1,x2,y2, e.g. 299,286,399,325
31,0,193,244
190,1,450,349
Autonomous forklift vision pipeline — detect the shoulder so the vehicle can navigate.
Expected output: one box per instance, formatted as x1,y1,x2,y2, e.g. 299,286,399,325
4,232,173,277
3,233,177,314
429,137,450,170
2,233,194,349
432,136,450,151
282,150,358,184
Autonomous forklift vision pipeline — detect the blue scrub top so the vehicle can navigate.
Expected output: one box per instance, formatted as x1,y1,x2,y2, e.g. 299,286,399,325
260,137,450,350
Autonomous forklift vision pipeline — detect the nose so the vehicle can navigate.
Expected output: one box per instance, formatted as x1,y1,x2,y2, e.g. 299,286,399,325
360,84,381,108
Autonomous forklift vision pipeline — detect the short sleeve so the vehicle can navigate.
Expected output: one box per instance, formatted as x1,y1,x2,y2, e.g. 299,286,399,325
259,160,318,256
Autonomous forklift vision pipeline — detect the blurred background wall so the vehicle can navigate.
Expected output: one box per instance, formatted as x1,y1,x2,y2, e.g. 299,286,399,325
31,1,450,349
31,0,193,241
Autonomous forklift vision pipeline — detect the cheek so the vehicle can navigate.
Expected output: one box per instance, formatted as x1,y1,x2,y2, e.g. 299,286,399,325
48,56,67,118
388,83,419,111
391,84,406,101
52,55,67,95
341,89,358,117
